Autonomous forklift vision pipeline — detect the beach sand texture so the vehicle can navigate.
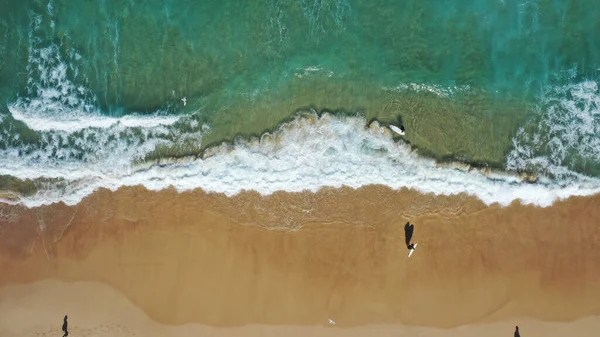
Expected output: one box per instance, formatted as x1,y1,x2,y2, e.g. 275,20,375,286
2,186,600,336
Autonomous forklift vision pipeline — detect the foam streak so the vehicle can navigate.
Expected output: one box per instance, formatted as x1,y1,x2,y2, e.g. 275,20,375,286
3,113,600,208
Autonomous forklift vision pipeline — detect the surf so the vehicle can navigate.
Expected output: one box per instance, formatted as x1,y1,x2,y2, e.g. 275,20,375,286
3,110,600,208
507,69,600,179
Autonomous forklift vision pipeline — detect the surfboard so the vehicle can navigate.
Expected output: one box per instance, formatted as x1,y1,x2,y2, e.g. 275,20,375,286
408,243,418,257
389,125,405,136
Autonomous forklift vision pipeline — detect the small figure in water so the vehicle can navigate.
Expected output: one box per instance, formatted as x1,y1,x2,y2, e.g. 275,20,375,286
62,315,68,337
514,326,520,337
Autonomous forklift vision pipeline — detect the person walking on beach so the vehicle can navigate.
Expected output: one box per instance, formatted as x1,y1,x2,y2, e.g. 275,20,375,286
514,325,520,337
62,315,68,337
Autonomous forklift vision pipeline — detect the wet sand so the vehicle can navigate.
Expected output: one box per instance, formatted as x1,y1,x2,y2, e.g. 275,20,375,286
1,186,600,335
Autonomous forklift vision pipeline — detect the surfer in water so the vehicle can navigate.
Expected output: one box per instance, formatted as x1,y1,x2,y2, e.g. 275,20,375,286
62,315,68,337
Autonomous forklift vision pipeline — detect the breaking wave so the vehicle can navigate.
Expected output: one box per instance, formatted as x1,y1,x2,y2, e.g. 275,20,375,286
507,70,600,179
3,111,600,208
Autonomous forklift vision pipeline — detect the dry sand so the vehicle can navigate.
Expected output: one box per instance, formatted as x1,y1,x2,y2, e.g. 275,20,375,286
1,185,600,336
1,280,598,337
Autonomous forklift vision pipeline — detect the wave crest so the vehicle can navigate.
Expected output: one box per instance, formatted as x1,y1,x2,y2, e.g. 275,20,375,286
507,74,600,178
3,112,600,208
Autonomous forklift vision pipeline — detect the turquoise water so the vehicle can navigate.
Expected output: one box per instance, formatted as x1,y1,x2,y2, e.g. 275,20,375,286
1,0,600,205
6,0,599,107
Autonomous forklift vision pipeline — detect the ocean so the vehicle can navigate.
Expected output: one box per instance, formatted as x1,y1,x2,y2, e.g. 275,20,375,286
1,0,600,207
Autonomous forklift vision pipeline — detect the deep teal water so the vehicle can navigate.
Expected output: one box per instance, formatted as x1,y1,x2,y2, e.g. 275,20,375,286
2,0,598,110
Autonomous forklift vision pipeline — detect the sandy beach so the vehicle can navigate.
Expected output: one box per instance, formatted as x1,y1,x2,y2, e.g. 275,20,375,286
1,280,599,337
3,1,600,336
1,186,600,336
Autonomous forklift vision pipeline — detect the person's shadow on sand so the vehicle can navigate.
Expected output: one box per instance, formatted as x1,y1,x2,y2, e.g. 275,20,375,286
404,222,414,249
62,315,68,337
514,326,520,337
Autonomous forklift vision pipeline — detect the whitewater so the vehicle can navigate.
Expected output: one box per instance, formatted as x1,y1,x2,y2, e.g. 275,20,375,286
3,103,600,208
3,40,600,208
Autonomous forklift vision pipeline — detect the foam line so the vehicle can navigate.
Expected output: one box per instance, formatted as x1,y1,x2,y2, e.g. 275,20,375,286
8,106,181,132
3,112,600,208
506,75,600,178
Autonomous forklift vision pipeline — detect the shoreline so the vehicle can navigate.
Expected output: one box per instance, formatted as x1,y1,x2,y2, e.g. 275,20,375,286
0,111,576,209
2,185,600,329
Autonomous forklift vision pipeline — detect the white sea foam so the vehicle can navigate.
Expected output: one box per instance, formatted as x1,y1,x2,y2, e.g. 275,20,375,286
9,105,182,132
0,114,205,179
294,66,334,79
9,13,180,132
506,75,600,178
3,112,600,208
382,83,472,98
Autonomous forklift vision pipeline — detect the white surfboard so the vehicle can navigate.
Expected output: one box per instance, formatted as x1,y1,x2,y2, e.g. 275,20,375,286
389,125,405,136
408,243,418,257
